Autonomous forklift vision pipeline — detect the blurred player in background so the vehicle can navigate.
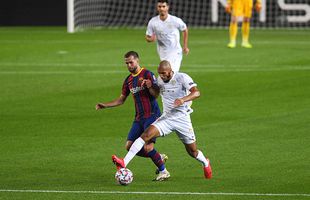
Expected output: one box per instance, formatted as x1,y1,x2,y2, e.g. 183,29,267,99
226,0,262,48
112,60,212,181
146,0,189,72
96,51,168,175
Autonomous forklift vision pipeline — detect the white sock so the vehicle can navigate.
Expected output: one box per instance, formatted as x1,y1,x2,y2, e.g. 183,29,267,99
123,137,145,166
159,168,167,173
195,150,209,167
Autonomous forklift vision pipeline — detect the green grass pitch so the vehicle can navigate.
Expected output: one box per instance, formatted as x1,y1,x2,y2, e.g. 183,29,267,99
0,27,309,200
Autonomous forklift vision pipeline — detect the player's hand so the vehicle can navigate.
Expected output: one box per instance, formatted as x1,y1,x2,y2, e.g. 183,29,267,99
151,34,156,41
146,34,156,42
183,47,190,55
96,103,106,110
225,4,231,14
255,3,262,12
173,98,184,107
141,79,152,89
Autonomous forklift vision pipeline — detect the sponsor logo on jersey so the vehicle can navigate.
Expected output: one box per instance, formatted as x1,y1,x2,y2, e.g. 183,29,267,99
130,86,145,94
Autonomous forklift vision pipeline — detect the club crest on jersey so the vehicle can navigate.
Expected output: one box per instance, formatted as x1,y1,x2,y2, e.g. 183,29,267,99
170,80,176,85
139,77,144,82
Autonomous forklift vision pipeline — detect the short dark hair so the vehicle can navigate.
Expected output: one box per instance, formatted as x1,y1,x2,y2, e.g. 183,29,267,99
124,51,139,59
159,60,171,69
158,0,169,5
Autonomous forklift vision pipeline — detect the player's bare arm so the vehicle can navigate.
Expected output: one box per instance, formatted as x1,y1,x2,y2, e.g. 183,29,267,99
182,29,189,55
96,94,127,110
142,79,160,98
145,34,156,43
173,86,200,107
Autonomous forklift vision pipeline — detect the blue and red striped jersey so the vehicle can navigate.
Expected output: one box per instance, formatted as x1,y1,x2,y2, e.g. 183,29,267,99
122,68,161,121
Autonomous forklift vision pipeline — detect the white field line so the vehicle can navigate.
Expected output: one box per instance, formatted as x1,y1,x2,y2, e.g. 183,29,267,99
190,40,310,45
1,40,310,45
0,62,105,67
0,68,309,74
0,189,309,197
0,63,309,74
0,71,127,74
0,29,308,34
0,62,309,69
1,67,310,74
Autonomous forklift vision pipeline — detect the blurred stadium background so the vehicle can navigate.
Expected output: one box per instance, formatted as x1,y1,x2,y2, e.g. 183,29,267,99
1,0,310,29
0,1,309,200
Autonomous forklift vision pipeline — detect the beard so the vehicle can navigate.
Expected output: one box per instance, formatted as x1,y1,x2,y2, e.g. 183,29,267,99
129,66,137,73
162,73,172,83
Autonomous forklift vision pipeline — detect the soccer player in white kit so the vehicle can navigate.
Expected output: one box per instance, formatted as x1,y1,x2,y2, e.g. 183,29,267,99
146,0,189,72
112,60,212,181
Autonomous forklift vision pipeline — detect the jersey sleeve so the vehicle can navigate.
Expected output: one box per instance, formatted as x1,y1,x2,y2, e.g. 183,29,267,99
121,77,130,97
145,70,158,85
182,73,197,90
146,19,154,36
175,17,187,32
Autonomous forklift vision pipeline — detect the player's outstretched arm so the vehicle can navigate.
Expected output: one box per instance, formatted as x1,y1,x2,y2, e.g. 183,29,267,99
95,94,127,110
173,87,200,107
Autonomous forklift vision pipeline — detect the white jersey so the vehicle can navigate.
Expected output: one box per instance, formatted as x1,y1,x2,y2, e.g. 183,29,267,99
146,14,187,60
157,72,197,116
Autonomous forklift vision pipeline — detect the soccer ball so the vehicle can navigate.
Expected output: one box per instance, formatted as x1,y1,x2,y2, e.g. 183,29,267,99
115,168,133,185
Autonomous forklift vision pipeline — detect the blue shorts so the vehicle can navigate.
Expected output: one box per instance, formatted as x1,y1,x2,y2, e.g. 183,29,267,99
127,115,158,143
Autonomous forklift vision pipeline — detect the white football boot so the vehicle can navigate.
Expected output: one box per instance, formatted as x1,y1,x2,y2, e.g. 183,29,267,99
153,169,170,181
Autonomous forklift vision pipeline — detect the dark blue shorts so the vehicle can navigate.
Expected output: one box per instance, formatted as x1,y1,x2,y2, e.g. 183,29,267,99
127,115,158,143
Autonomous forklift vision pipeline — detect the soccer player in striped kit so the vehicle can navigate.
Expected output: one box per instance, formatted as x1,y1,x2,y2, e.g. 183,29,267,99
112,60,212,181
96,51,168,178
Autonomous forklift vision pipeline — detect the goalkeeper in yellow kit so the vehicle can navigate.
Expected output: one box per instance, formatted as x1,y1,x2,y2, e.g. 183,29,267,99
226,0,261,48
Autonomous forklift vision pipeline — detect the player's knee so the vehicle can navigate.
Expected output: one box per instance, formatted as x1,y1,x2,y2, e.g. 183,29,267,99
243,17,250,22
141,133,152,142
143,143,154,153
141,128,157,142
231,17,237,23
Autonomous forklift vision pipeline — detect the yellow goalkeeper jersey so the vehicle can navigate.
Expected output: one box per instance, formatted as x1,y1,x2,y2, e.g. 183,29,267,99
227,0,261,17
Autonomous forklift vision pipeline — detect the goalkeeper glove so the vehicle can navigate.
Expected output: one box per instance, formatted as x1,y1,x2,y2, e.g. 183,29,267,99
225,4,232,14
255,2,262,12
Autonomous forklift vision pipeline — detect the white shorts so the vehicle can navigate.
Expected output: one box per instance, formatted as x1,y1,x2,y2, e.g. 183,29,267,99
152,112,196,144
160,52,182,72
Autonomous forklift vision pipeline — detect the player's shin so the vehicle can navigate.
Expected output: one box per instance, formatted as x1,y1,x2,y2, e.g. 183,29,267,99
242,21,250,43
147,149,166,171
195,150,209,167
229,22,238,43
196,150,212,179
123,137,145,166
